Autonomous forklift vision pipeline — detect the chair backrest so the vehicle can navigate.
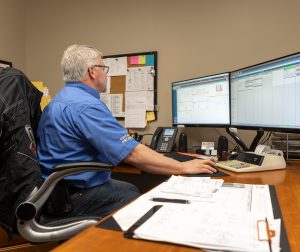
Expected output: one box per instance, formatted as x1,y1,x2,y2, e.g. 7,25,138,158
0,67,43,238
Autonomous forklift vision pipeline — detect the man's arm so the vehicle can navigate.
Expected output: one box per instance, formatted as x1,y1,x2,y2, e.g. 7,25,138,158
123,144,217,175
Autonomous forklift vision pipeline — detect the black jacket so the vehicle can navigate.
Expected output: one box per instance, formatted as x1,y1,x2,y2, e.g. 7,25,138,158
0,68,43,238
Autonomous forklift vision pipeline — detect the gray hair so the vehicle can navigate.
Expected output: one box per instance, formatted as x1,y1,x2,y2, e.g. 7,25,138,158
61,44,103,82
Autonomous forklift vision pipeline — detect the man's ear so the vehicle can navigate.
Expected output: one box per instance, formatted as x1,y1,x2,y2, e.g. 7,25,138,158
87,67,96,79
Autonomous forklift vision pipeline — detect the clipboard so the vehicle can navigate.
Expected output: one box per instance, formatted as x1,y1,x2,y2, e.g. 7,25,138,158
123,204,281,252
269,186,290,252
96,185,290,252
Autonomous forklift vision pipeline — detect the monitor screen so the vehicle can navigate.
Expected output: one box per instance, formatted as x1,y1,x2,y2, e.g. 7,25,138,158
172,73,230,126
230,52,300,132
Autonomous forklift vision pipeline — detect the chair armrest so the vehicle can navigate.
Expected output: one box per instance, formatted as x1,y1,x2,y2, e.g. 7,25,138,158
21,162,114,213
53,161,114,172
15,162,114,242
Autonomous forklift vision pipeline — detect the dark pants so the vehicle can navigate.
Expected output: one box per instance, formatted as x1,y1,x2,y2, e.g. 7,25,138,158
70,179,140,217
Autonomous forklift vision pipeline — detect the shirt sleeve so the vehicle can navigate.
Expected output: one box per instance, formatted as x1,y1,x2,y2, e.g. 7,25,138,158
76,103,139,165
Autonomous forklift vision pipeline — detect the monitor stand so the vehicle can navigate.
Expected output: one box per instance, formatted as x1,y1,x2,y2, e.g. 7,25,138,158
226,128,264,152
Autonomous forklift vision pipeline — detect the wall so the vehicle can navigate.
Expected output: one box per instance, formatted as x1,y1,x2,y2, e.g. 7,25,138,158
25,0,300,149
0,0,26,70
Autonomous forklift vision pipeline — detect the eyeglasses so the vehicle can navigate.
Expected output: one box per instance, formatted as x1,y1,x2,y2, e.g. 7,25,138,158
92,65,109,74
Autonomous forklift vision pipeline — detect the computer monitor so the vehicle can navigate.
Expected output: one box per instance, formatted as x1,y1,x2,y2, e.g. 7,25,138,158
230,52,300,132
172,73,230,127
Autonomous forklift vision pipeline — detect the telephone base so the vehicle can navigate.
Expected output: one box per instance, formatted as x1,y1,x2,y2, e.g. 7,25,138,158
217,152,286,173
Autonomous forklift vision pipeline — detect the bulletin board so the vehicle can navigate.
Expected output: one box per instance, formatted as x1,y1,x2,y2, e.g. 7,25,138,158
102,51,157,128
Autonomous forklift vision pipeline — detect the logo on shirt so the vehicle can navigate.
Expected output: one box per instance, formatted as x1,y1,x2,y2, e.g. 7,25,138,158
120,134,132,143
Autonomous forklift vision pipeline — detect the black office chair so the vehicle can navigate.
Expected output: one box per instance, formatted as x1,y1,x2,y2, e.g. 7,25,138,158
0,67,113,243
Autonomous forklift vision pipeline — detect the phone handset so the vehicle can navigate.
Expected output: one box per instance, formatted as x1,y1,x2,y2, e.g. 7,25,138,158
150,127,178,153
150,127,163,150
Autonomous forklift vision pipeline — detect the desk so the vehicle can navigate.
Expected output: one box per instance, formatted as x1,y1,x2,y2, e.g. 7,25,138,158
53,161,300,252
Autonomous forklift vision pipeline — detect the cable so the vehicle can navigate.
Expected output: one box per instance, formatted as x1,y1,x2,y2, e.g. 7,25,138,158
141,133,154,137
258,131,269,144
140,133,154,146
258,131,270,145
261,132,273,145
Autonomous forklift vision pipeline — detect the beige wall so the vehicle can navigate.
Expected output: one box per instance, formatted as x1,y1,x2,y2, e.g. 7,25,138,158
0,0,26,70
22,0,300,149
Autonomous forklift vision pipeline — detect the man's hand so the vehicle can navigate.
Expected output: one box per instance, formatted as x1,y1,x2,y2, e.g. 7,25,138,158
124,144,218,175
182,159,217,174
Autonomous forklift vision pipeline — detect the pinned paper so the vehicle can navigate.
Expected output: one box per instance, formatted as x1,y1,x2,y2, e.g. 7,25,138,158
100,93,124,117
125,92,147,128
103,76,111,93
138,55,146,64
146,54,155,66
32,81,44,90
126,66,154,91
32,81,52,111
130,56,139,64
146,111,155,122
104,57,127,76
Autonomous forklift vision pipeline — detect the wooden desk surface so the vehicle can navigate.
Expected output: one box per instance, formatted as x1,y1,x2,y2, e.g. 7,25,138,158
53,161,300,252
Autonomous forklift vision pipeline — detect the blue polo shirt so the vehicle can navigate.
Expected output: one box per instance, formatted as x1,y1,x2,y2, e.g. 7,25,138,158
37,82,139,188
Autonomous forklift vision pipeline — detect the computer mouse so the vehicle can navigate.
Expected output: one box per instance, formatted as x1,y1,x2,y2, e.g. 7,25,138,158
213,167,219,174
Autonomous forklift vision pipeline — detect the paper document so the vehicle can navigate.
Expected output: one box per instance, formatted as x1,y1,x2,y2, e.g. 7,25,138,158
125,111,146,128
100,93,124,117
125,92,146,128
145,91,154,111
104,57,127,76
158,176,224,198
129,205,280,252
100,93,112,111
251,185,274,219
111,94,123,117
112,178,275,233
103,76,111,93
126,66,154,91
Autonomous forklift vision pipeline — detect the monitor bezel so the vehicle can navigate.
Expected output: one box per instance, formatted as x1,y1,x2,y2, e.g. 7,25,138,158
172,72,231,128
230,51,300,133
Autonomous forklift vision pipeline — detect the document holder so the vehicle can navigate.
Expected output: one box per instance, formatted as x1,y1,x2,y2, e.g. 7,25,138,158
257,218,276,252
257,219,276,242
124,204,279,252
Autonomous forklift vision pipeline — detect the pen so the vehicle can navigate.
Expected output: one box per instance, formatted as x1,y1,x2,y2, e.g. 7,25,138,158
151,198,191,204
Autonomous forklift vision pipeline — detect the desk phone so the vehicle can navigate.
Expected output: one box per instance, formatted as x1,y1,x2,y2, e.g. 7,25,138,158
150,127,178,153
217,152,286,173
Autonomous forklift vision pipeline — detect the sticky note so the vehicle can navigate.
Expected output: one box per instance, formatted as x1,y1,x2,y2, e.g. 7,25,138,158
130,56,138,64
138,55,146,64
146,55,155,66
146,111,155,122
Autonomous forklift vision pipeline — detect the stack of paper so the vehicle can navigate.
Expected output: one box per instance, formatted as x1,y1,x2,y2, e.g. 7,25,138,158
109,175,282,251
157,175,224,198
128,205,281,252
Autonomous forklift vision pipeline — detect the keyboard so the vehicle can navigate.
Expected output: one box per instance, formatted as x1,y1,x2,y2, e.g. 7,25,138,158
163,152,197,162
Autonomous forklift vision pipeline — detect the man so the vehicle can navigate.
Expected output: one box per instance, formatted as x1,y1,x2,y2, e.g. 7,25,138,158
37,44,217,218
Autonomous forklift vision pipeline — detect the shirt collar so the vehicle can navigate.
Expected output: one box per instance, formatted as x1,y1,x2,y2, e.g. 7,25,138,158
65,82,100,99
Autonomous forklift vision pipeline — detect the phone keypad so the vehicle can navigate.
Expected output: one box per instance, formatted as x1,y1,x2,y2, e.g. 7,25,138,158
160,142,168,151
